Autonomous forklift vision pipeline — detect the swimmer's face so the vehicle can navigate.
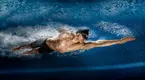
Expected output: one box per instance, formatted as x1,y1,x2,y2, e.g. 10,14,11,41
75,33,86,43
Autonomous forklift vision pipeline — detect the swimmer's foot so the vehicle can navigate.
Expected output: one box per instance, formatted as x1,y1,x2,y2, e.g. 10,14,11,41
11,47,21,52
120,37,136,44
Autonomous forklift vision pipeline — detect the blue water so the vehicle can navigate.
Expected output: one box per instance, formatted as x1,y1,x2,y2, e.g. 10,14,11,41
0,0,145,79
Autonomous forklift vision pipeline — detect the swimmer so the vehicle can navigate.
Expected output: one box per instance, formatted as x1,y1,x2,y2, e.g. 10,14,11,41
12,28,136,55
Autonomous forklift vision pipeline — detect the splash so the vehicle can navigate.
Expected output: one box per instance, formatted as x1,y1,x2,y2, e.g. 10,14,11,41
0,21,134,57
0,23,90,57
97,21,133,37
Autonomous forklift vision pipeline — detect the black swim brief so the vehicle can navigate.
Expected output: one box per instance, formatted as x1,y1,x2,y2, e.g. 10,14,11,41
30,39,54,54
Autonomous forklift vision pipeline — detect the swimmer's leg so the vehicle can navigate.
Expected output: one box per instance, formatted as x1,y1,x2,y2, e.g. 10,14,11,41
23,48,39,54
12,39,45,51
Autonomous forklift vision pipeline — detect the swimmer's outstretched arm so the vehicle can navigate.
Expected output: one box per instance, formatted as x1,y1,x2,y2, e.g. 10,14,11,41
66,37,136,52
80,37,136,50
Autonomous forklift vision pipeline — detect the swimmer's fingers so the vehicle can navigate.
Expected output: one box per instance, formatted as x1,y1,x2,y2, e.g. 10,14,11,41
121,37,136,41
120,37,136,44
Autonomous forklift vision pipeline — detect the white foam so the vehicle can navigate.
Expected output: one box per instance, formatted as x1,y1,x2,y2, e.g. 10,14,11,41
97,21,133,36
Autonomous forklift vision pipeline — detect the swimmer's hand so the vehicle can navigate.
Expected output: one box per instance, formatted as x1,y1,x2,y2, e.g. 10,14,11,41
119,37,136,44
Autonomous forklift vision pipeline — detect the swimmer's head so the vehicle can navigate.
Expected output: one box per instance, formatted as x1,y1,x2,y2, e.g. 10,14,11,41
75,29,89,43
76,29,89,39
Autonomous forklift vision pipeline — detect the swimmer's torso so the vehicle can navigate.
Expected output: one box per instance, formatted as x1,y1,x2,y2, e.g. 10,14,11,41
46,32,76,53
